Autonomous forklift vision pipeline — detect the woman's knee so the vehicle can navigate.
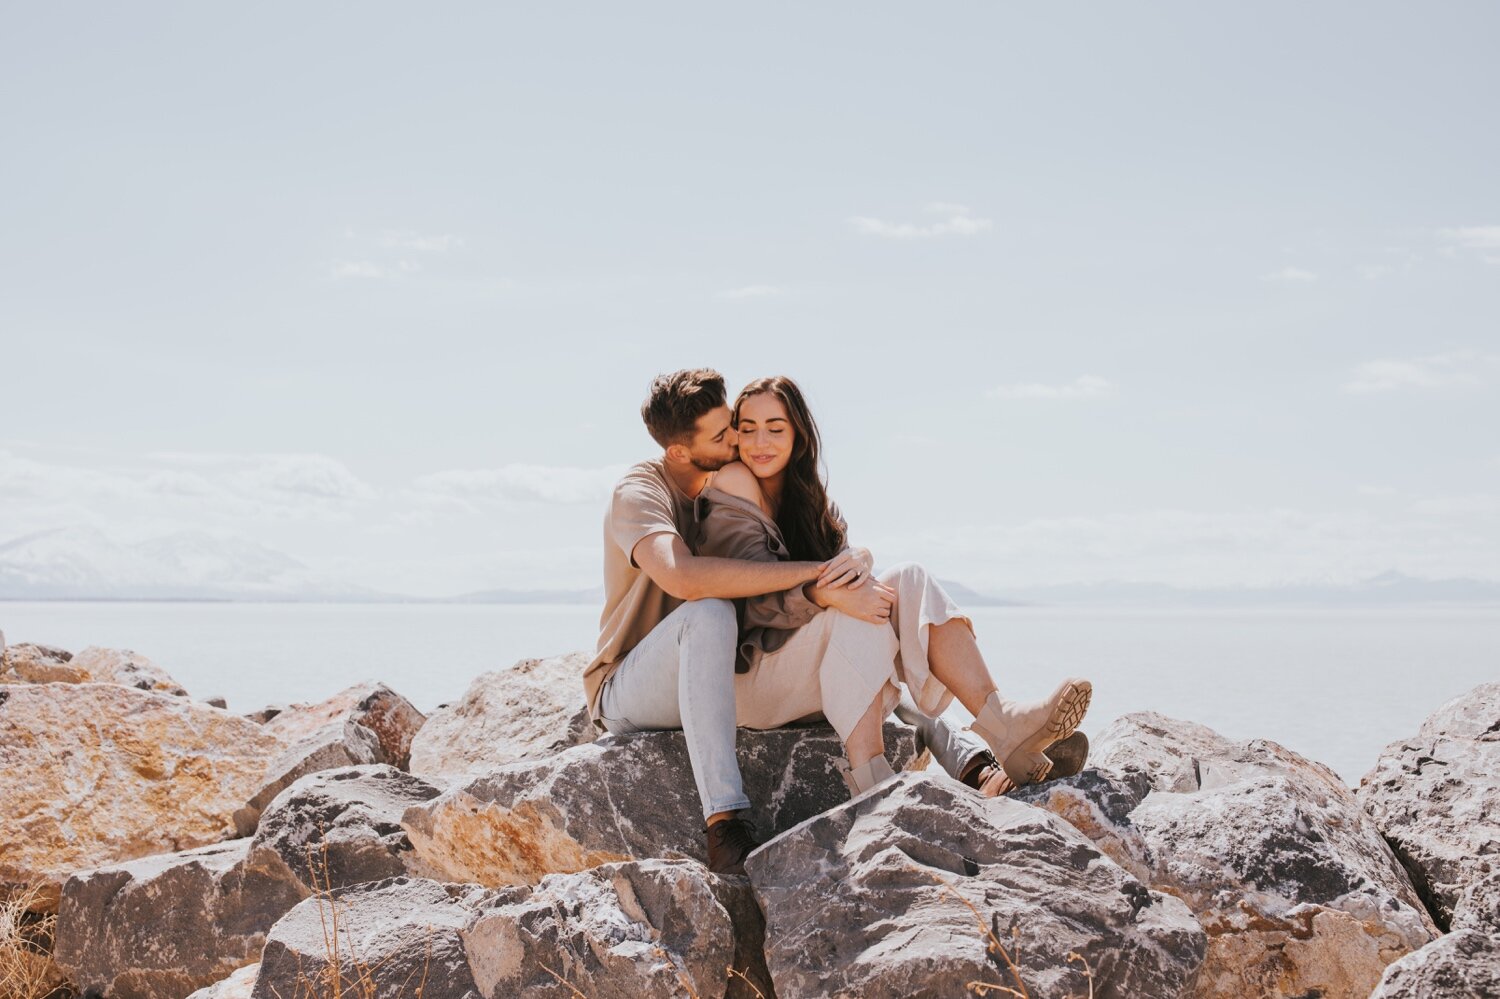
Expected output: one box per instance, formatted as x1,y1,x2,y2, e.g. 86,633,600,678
880,560,929,585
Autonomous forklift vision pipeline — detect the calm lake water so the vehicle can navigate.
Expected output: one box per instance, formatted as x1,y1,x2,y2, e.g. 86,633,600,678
2,602,1495,786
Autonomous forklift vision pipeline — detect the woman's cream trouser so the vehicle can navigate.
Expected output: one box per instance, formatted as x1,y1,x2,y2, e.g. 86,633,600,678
734,561,972,743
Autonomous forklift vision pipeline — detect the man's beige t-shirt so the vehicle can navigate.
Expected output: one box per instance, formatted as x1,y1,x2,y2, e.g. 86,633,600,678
584,458,697,726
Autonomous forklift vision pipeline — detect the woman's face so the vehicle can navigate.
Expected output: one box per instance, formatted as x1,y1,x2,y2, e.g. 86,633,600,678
735,392,795,480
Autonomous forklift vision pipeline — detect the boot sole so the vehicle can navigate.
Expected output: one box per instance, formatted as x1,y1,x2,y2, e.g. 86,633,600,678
1002,679,1092,787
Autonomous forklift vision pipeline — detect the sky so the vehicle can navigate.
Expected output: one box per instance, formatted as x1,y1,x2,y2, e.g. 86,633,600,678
2,3,1498,597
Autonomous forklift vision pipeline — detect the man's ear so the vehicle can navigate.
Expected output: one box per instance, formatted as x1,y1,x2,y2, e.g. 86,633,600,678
664,442,689,465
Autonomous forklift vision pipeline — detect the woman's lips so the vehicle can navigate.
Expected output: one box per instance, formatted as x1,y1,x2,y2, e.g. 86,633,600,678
748,454,775,463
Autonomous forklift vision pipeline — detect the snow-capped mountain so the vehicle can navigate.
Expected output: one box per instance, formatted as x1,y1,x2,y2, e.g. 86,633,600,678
0,527,384,601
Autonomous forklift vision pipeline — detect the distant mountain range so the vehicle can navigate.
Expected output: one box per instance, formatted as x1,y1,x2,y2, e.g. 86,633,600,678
3,527,1497,607
0,527,390,602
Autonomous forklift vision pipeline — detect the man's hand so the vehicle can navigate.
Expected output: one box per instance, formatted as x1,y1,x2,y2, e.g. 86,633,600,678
809,578,894,624
816,547,875,590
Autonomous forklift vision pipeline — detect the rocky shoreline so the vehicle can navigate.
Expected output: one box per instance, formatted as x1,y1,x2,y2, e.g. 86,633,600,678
1,633,1495,998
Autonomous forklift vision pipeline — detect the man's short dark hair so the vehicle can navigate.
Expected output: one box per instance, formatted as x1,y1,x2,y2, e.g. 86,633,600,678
641,368,727,448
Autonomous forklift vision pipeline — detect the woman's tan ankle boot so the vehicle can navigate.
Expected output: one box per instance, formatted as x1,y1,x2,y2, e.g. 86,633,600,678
969,678,1093,788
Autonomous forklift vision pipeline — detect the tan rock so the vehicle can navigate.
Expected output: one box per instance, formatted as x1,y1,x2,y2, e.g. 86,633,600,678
408,651,595,779
0,642,89,684
403,721,919,888
69,646,189,696
0,683,284,909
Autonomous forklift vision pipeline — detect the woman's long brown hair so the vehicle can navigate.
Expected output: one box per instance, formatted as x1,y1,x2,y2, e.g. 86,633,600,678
733,376,847,560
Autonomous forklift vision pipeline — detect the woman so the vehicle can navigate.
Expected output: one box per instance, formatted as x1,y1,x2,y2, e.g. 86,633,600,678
694,375,1092,796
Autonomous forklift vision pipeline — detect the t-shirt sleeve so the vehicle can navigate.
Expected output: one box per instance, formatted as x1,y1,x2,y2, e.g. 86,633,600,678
609,472,681,569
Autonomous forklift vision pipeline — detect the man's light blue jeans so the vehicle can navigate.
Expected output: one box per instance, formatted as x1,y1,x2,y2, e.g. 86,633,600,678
596,598,992,821
597,599,750,820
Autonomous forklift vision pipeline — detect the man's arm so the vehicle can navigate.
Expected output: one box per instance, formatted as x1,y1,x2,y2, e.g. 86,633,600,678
633,532,823,602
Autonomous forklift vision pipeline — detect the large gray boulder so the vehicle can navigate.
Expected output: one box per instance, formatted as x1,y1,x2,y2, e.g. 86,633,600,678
245,764,446,896
1358,680,1500,930
252,878,488,999
1014,712,1438,999
1368,929,1500,999
408,651,596,779
402,720,917,887
234,682,427,835
748,771,1205,998
54,840,303,999
465,860,772,998
184,964,258,999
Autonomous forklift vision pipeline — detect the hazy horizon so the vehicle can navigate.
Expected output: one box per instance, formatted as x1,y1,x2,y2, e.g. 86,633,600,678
4,4,1497,596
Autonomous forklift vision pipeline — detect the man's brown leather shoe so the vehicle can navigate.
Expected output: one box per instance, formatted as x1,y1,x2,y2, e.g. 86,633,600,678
705,815,762,875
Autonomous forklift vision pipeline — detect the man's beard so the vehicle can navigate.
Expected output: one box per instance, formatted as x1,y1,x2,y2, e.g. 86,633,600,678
690,454,732,473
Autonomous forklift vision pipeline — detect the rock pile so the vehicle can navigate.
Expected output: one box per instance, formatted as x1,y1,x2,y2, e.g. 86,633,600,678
1013,712,1440,998
4,629,1497,999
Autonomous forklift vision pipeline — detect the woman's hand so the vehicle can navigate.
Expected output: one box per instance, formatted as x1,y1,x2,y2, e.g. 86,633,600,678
815,579,894,624
817,547,875,590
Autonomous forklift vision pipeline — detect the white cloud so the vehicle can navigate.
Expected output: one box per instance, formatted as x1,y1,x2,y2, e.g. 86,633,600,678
1261,267,1318,283
231,454,376,500
988,375,1114,401
1438,226,1500,266
376,230,463,253
849,203,993,239
1358,264,1394,281
413,464,627,505
330,260,390,280
1438,226,1500,249
0,450,379,541
720,285,786,300
1411,494,1500,517
1343,350,1499,394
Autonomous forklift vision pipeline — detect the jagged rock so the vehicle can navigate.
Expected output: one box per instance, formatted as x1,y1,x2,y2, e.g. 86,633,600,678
408,651,595,779
70,646,189,696
54,840,303,999
1358,681,1500,930
234,683,426,836
245,765,445,896
748,771,1205,998
1014,712,1438,999
465,859,772,998
205,696,228,709
0,683,284,908
0,642,89,684
403,720,918,887
1368,929,1500,998
1455,870,1500,932
252,878,491,999
185,964,258,999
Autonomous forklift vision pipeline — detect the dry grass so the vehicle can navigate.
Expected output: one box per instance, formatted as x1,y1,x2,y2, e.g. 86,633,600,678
264,838,433,999
926,870,1095,999
0,884,72,999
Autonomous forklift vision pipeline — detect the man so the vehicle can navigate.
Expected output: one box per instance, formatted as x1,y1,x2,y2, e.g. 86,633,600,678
587,368,1088,874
